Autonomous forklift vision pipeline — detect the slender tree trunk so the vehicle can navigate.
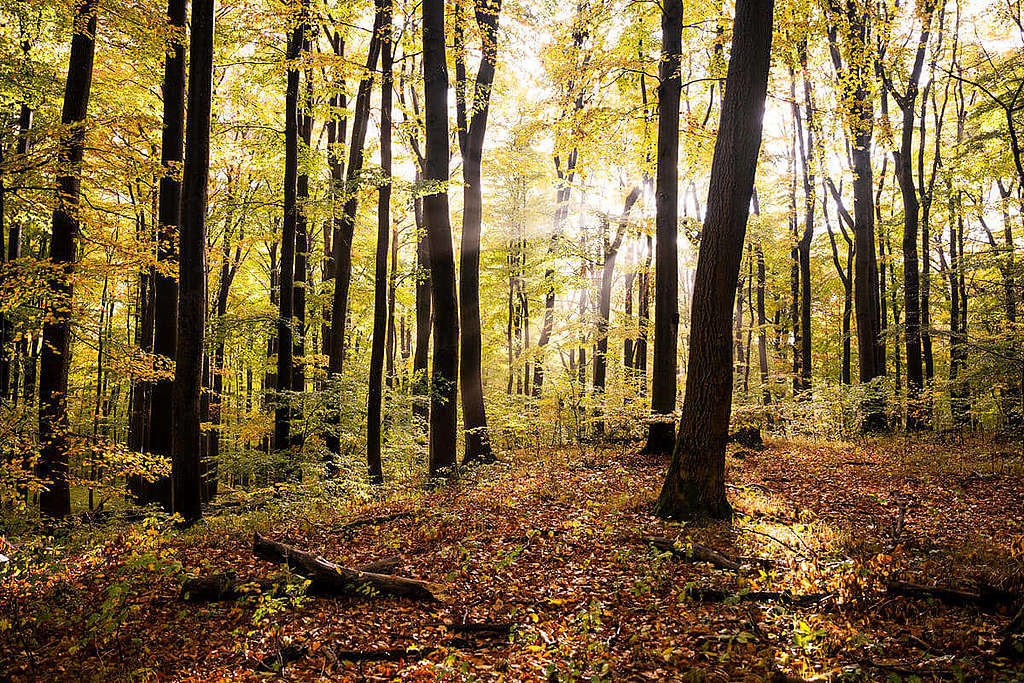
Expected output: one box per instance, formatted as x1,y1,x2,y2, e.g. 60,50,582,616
655,0,773,521
172,0,214,524
644,0,682,455
635,231,652,390
386,222,399,388
412,175,431,424
323,33,346,358
367,0,392,485
37,0,99,518
292,33,312,447
275,5,302,451
325,13,383,457
793,55,815,396
423,0,460,474
456,0,502,464
827,2,886,429
1,103,32,400
594,188,640,435
888,4,935,428
755,244,771,402
140,0,187,508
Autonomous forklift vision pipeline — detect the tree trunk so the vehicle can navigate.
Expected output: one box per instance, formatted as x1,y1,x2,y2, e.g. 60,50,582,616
139,0,187,509
325,14,383,458
37,0,99,518
655,0,773,521
755,243,771,402
367,0,392,485
274,4,303,452
644,0,682,455
827,1,886,429
171,0,214,524
456,0,502,464
887,1,935,429
412,175,431,424
594,187,641,435
171,0,212,524
423,0,460,475
292,33,312,447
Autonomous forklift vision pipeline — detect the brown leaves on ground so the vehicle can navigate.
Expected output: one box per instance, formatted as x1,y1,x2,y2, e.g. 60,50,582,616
2,436,1023,681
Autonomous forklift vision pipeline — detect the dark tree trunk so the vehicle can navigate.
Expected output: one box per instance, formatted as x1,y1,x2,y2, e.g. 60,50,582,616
292,32,312,447
325,14,383,458
886,0,935,429
456,0,502,465
791,56,815,396
37,0,99,518
386,222,399,388
755,243,771,402
635,231,652,388
827,0,886,429
412,174,431,424
275,5,302,452
1,103,32,400
367,0,392,485
655,0,773,521
644,0,682,456
824,180,854,386
323,33,345,358
593,187,641,435
140,0,187,509
172,0,214,524
423,0,460,475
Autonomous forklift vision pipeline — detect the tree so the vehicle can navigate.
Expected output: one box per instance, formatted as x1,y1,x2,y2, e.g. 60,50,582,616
455,0,503,465
878,0,938,429
172,0,215,523
655,0,774,521
826,0,886,428
275,0,303,452
325,10,383,458
36,0,99,518
134,0,187,509
593,186,640,435
644,0,682,456
367,0,393,485
423,0,460,474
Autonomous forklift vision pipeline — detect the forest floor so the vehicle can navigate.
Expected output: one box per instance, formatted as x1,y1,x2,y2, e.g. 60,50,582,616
3,435,1024,682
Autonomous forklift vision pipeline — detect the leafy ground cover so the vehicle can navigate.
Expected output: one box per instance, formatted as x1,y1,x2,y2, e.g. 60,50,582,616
2,436,1023,681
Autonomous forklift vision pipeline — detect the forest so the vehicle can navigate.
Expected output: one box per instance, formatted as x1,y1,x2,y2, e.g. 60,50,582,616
2,0,1024,678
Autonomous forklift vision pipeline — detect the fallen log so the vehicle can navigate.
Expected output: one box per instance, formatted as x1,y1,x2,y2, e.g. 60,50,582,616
447,621,514,637
181,554,403,602
885,581,1018,609
644,536,781,572
253,533,441,601
684,587,832,607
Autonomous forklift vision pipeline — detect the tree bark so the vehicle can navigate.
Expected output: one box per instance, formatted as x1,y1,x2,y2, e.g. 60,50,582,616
274,3,303,452
172,0,214,524
594,187,641,435
827,0,886,429
138,0,187,509
456,0,502,465
884,0,935,429
325,13,384,458
423,0,460,475
644,0,682,455
367,0,392,485
412,174,431,424
655,0,773,521
37,0,99,518
253,533,440,601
